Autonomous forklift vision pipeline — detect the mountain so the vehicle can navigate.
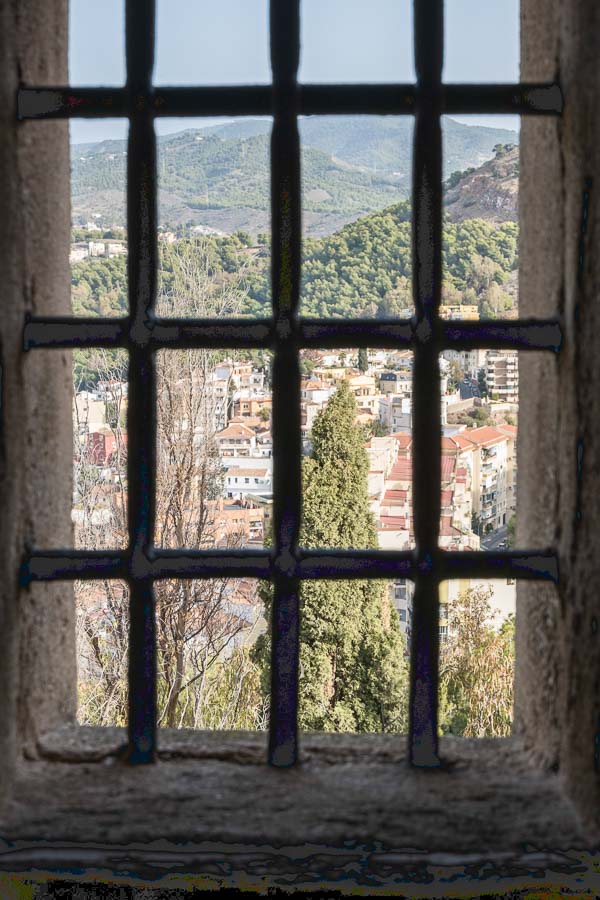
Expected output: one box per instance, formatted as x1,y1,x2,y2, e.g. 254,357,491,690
207,116,517,178
72,146,520,326
71,117,518,237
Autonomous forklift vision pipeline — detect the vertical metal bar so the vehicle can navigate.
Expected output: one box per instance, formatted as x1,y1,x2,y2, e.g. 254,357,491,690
409,0,444,766
268,0,302,767
125,0,157,764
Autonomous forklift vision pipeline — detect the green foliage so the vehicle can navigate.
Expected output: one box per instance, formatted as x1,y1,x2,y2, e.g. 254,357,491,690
439,587,514,737
74,348,128,391
449,405,494,428
444,166,476,190
469,406,494,427
447,359,465,391
369,419,390,438
71,255,127,317
79,647,263,731
507,514,516,548
71,227,105,241
297,204,517,318
493,142,517,156
253,382,409,733
157,648,264,731
71,203,519,323
477,367,489,397
357,347,369,373
300,356,316,378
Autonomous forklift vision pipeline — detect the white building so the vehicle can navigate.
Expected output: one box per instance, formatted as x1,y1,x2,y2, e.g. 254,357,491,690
442,348,488,381
486,351,519,403
378,394,412,431
216,423,257,458
225,466,273,500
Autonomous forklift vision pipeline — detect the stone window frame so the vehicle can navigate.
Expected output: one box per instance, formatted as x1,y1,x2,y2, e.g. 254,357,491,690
0,0,599,895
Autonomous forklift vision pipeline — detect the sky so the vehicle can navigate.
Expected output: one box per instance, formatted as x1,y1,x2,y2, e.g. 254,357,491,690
69,0,519,145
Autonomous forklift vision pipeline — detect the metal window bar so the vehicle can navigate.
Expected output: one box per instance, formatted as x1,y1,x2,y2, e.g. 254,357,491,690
18,0,562,768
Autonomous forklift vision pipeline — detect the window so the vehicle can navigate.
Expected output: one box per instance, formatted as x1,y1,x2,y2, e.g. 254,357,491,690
19,0,562,769
5,0,599,889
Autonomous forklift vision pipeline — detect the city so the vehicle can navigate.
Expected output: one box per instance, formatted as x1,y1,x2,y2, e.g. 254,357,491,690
73,292,519,728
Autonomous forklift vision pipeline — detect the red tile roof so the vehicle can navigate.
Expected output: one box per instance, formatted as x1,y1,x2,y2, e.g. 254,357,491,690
441,456,455,482
378,515,413,530
391,433,413,449
384,489,408,501
390,460,412,479
217,423,256,439
452,433,476,449
461,426,508,447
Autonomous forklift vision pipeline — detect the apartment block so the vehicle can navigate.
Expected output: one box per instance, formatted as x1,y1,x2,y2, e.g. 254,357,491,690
485,351,519,403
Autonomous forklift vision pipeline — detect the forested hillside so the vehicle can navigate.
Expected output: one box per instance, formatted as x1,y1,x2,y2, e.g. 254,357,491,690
298,202,517,318
72,209,517,321
71,116,517,236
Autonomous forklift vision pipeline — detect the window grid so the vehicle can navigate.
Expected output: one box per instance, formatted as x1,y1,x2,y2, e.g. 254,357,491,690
19,0,562,768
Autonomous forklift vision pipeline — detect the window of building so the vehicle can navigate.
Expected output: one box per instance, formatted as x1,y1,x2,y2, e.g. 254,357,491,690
3,0,598,891
19,0,562,771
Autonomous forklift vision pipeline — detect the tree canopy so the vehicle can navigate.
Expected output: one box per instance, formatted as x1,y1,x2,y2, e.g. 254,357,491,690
71,202,519,323
254,382,409,733
439,586,514,737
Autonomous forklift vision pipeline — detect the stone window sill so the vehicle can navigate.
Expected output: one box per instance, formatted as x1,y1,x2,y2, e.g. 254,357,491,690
0,727,596,894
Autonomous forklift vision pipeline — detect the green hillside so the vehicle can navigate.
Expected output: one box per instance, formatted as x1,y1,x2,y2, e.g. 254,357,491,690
71,116,518,236
72,210,518,322
207,115,517,178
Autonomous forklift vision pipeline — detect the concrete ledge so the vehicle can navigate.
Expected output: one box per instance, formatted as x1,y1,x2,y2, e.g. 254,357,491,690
0,729,597,894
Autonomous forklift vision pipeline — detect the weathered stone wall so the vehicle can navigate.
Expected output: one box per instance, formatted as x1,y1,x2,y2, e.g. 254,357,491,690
0,0,75,804
518,0,600,833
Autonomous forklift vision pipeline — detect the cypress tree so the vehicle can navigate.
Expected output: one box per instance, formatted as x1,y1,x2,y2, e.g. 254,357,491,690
357,347,369,373
254,382,409,733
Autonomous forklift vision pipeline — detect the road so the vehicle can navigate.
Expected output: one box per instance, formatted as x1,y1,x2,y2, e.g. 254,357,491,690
480,524,508,550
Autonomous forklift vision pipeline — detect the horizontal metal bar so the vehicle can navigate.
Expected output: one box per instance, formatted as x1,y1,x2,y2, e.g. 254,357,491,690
18,82,562,121
17,87,129,120
21,551,129,584
153,86,273,117
146,549,272,579
23,316,562,352
298,550,414,578
22,549,271,583
23,317,129,350
441,550,559,583
300,84,415,114
22,548,558,584
17,86,271,120
442,83,563,116
151,318,272,348
300,319,414,347
23,316,272,350
441,318,564,352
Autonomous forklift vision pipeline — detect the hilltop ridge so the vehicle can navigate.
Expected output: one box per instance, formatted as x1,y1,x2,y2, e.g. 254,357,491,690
444,143,518,224
71,117,518,237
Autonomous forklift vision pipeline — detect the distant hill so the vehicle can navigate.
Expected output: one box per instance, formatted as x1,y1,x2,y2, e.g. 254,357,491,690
72,146,520,326
207,116,517,179
444,143,518,223
71,116,518,237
